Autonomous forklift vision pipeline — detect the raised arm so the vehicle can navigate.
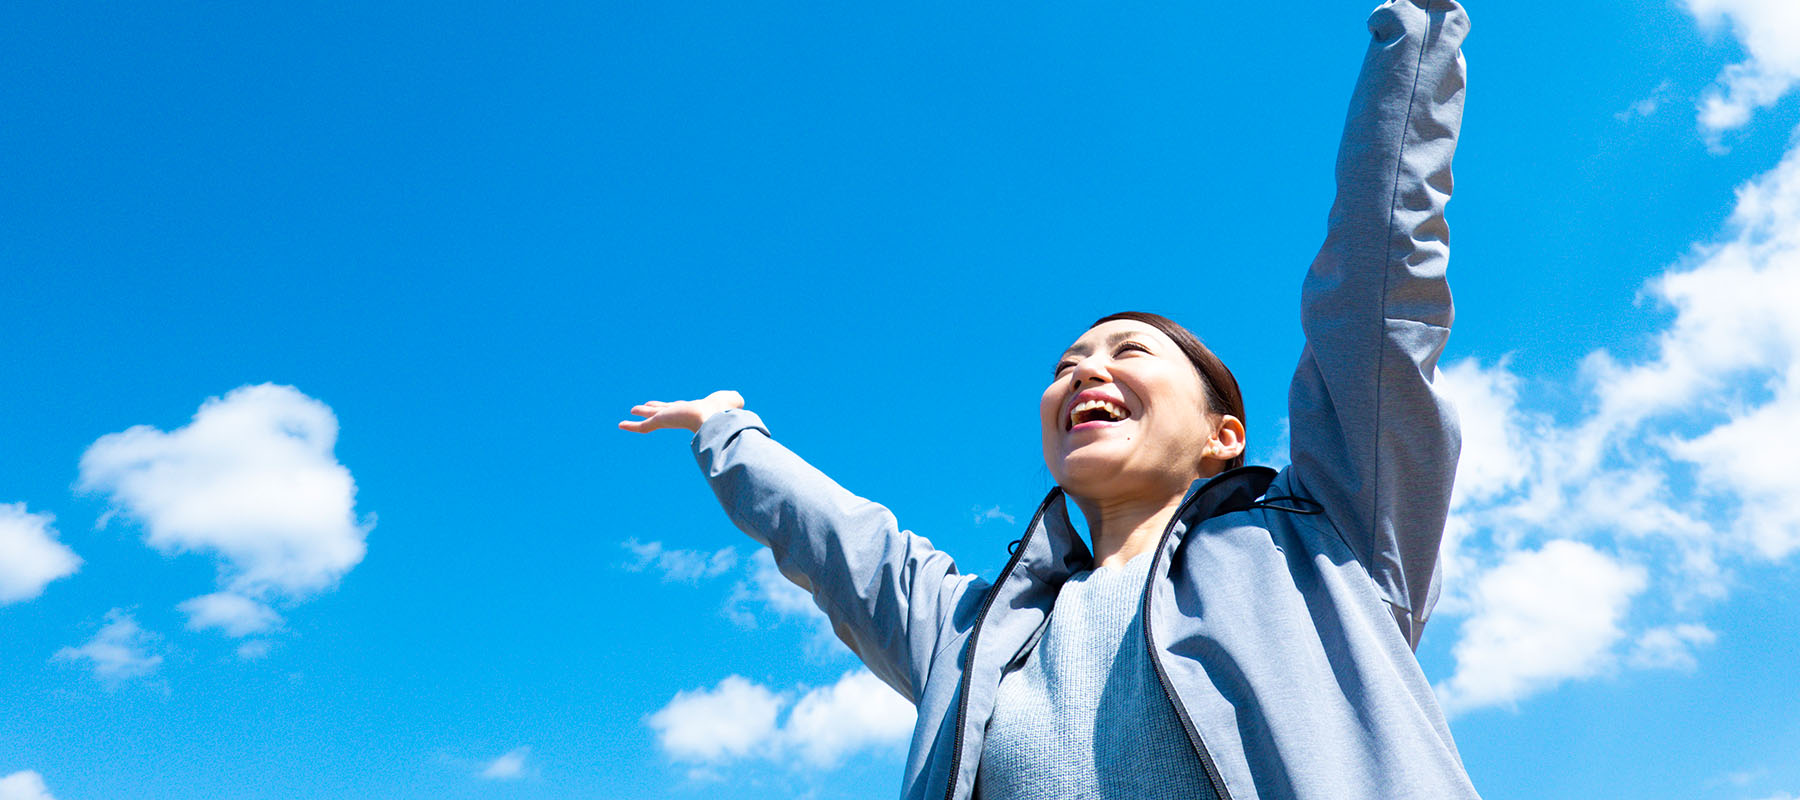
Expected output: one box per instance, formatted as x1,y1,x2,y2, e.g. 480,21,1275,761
1285,0,1468,648
622,396,978,702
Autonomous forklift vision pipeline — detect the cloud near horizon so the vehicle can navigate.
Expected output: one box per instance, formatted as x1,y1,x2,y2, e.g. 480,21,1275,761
78,384,370,639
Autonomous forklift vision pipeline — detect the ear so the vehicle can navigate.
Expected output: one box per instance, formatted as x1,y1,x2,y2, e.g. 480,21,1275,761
1200,415,1246,464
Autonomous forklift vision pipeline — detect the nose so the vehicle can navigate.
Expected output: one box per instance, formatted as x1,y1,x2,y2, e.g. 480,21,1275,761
1068,354,1112,389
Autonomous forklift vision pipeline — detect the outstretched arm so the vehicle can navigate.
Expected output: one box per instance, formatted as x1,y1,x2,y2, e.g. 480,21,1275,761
1285,0,1468,648
622,395,977,702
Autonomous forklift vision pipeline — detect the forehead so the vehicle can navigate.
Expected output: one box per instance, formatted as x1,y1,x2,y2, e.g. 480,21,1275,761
1060,320,1179,357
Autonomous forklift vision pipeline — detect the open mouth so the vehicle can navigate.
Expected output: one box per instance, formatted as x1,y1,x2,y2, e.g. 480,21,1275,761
1068,398,1129,431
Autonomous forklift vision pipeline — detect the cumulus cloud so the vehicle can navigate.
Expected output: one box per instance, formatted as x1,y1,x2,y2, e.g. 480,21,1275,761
78,384,370,637
1683,0,1800,136
782,670,918,767
0,503,81,605
0,771,56,800
478,746,532,781
622,539,738,582
647,670,915,769
648,675,785,762
1431,128,1800,714
1435,541,1646,714
52,609,164,686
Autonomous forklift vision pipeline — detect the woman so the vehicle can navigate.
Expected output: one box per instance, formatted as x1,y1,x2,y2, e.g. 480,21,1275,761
621,2,1478,798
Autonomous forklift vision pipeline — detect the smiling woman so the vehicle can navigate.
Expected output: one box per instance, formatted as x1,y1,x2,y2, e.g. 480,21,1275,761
620,2,1478,798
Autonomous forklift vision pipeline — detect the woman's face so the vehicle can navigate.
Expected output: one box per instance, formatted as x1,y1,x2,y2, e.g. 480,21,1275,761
1039,320,1219,503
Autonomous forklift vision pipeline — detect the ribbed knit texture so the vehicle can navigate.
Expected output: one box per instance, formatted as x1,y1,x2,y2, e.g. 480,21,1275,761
975,552,1215,800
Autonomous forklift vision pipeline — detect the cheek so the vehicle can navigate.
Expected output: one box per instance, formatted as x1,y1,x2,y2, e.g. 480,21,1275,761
1038,387,1061,431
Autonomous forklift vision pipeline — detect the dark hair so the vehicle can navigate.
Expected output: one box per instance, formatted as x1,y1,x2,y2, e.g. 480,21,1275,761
1089,311,1246,472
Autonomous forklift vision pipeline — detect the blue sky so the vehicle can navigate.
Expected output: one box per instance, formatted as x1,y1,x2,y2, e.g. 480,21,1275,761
4,1,1800,798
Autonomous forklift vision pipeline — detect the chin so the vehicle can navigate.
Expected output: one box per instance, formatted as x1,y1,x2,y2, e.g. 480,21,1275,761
1049,449,1131,495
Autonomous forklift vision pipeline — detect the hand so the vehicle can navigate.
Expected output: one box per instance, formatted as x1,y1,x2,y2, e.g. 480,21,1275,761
618,390,746,434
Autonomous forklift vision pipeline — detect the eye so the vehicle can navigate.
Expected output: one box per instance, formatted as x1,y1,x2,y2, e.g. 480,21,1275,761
1052,360,1075,377
1115,341,1149,356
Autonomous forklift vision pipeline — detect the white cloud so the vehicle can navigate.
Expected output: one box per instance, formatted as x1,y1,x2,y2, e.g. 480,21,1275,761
1435,541,1646,715
0,503,81,605
235,639,273,660
648,675,785,762
178,592,284,637
622,539,738,582
1627,623,1719,670
647,670,915,770
1431,129,1800,713
0,771,56,800
1684,0,1800,136
782,670,917,767
478,746,532,781
78,384,370,637
52,609,164,686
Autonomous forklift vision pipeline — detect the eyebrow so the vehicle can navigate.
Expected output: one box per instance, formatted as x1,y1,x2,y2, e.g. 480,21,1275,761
1056,329,1154,362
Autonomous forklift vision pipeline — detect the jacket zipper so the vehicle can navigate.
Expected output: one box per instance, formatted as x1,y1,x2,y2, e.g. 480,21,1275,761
940,490,1059,800
1142,484,1234,800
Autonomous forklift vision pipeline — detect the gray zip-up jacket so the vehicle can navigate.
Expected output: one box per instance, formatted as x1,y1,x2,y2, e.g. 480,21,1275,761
692,2,1476,798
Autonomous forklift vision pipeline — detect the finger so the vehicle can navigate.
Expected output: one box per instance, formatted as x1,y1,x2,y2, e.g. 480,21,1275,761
619,418,663,433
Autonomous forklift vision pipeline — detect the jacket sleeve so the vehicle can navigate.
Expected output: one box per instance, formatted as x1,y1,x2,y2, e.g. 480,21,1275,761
1285,0,1468,648
691,408,978,703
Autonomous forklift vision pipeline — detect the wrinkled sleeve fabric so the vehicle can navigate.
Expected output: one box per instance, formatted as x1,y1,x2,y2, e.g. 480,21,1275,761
1286,0,1468,648
691,408,977,703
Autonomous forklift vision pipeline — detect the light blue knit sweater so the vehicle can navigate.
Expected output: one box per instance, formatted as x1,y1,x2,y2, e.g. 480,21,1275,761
975,552,1215,800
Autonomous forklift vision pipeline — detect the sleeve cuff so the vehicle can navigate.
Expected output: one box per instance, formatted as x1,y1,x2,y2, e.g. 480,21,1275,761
690,407,770,458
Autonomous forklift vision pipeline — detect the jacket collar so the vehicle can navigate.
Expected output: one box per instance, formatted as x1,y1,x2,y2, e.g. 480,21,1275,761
1019,466,1279,582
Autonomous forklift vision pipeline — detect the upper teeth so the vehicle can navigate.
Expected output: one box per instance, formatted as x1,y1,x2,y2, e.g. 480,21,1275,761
1070,399,1127,425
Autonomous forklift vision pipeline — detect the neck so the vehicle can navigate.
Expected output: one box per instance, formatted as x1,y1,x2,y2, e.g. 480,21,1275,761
1074,488,1192,569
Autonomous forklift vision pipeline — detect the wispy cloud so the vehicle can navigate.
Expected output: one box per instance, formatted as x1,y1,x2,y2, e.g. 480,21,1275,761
78,384,371,639
972,506,1015,526
0,771,57,800
1616,80,1676,122
724,550,843,658
1430,125,1800,714
622,539,738,582
51,609,164,687
1683,0,1800,141
0,503,81,605
647,670,915,769
478,746,532,781
1626,623,1718,671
